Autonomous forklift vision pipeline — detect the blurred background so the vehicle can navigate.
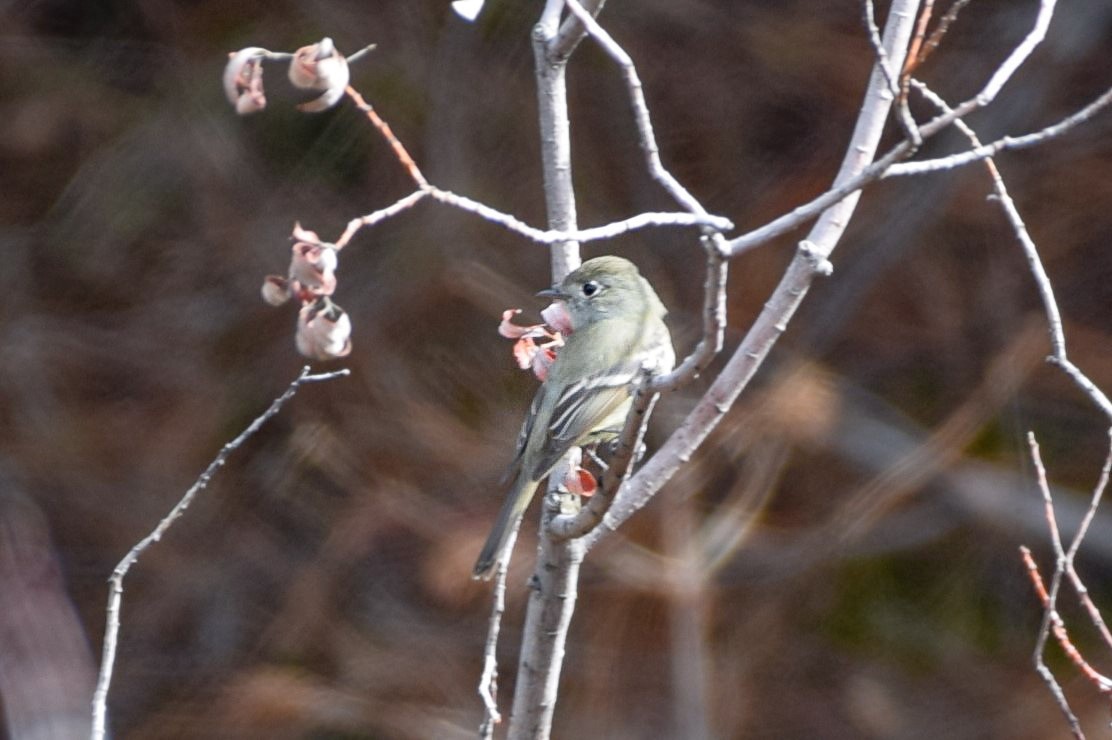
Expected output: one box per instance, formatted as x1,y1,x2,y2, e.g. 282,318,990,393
2,1,1112,738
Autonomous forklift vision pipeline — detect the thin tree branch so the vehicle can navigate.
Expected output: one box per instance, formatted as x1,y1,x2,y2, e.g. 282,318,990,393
863,0,921,146
911,79,1112,735
549,385,659,541
344,86,429,188
909,80,1112,421
334,190,428,249
426,189,731,243
887,84,1112,177
1023,433,1112,738
902,0,935,78
479,558,512,738
563,0,718,228
917,0,971,67
549,0,607,61
1020,546,1091,740
90,366,349,740
332,190,729,252
652,240,729,392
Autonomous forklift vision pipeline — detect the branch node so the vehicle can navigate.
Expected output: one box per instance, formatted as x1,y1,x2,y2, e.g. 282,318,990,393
799,240,834,276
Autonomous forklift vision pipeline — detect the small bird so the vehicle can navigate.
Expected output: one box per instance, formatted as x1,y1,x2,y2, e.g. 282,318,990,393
473,256,675,579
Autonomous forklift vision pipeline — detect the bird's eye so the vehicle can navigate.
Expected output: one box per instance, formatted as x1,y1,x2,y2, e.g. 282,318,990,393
582,280,601,297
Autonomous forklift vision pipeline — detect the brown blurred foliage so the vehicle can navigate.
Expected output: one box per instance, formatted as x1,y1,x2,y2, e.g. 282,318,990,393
2,1,1112,738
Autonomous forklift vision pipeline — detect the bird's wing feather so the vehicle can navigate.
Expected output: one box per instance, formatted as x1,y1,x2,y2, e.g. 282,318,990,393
534,359,643,474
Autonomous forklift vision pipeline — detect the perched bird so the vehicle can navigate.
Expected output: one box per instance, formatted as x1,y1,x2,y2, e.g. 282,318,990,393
473,256,675,578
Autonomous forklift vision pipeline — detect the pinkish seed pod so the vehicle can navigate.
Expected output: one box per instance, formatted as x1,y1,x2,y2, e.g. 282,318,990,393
296,298,353,360
223,47,268,115
289,242,338,298
261,275,291,306
288,38,350,113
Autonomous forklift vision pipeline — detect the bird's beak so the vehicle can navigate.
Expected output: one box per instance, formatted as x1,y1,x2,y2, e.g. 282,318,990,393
536,287,568,300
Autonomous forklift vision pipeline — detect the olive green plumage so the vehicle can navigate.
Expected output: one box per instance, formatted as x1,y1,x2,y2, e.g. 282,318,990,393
473,256,675,578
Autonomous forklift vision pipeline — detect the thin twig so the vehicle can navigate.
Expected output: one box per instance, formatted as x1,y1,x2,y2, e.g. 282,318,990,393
478,559,511,737
888,84,1112,177
918,0,971,66
549,384,659,541
902,0,935,78
863,0,921,146
90,367,350,740
1026,435,1085,739
344,86,429,188
1065,430,1112,649
651,239,729,392
562,0,708,218
330,188,729,253
909,80,1112,421
549,0,607,61
915,79,1112,732
1020,547,1094,740
334,190,428,249
426,188,731,243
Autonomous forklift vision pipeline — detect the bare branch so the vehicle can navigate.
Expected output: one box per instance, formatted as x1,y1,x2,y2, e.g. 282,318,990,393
91,367,349,740
334,190,428,250
549,384,659,541
344,86,429,187
508,523,585,740
532,24,581,280
902,0,935,77
979,0,1057,105
478,560,511,737
651,240,729,392
1023,433,1112,738
563,0,709,219
426,188,731,243
887,84,1112,177
549,0,607,61
917,0,971,66
1020,546,1089,740
863,0,921,146
909,81,1112,421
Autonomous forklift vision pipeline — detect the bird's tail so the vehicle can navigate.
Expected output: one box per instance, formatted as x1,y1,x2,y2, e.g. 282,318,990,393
473,476,539,579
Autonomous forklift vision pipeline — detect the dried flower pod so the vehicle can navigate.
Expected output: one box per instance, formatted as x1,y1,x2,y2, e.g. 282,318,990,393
296,297,353,360
261,275,291,306
558,448,597,497
286,223,338,299
288,38,350,113
223,47,268,115
289,243,338,298
498,308,564,381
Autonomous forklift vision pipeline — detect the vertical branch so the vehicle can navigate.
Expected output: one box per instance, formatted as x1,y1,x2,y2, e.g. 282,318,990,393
508,530,585,740
532,23,581,281
479,560,511,738
504,12,585,739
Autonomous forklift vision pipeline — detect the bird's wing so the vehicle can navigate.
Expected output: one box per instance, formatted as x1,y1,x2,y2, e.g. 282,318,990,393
501,382,546,484
534,359,643,475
